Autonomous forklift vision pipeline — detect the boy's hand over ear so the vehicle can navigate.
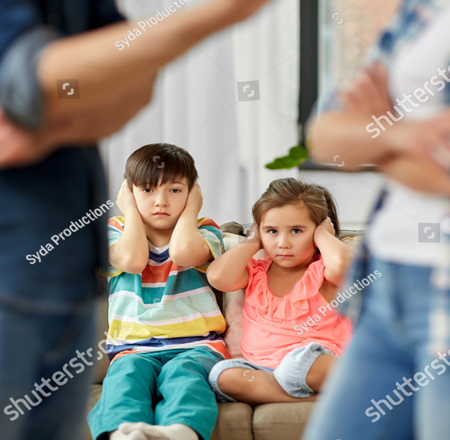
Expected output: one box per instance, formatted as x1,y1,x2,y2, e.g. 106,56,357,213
110,180,148,274
170,183,210,267
184,183,203,215
116,180,139,217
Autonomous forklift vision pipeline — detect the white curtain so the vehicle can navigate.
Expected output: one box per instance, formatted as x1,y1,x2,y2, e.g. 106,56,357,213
100,0,300,225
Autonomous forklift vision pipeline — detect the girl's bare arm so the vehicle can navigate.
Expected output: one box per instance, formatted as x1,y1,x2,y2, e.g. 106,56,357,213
314,218,353,287
207,225,260,292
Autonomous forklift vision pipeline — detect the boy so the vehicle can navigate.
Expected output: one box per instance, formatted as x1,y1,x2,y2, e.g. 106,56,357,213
88,143,227,440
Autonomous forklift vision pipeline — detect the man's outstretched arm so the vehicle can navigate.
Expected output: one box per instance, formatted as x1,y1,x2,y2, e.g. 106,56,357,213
0,0,272,167
38,0,271,127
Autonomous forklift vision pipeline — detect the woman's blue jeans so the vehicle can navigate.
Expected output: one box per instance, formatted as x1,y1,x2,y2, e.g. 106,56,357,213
303,256,450,440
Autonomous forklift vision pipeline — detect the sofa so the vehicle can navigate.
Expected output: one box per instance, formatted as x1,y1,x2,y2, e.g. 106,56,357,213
84,222,362,440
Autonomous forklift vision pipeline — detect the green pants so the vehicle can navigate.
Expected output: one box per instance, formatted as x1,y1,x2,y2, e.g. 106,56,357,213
87,347,223,440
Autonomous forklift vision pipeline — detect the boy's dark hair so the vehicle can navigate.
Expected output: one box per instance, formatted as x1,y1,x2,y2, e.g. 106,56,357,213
125,143,198,190
252,177,341,238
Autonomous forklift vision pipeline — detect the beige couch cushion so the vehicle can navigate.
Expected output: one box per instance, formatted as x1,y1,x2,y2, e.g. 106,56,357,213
252,402,315,440
211,403,254,440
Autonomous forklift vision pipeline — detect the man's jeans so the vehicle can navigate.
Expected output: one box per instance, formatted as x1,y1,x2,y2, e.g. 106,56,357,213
0,301,98,440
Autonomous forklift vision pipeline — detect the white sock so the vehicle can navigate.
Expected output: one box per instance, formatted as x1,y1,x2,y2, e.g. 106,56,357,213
160,424,199,440
112,422,199,440
110,428,147,440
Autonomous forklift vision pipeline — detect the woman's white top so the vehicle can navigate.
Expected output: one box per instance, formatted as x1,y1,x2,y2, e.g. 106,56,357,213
367,4,450,266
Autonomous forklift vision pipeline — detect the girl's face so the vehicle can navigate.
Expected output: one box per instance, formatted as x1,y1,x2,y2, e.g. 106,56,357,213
259,202,318,270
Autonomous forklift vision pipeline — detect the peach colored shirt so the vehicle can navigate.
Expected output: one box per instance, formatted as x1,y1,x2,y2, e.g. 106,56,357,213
241,257,352,369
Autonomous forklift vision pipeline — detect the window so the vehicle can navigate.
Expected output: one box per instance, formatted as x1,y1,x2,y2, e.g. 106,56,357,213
298,0,403,169
319,0,403,94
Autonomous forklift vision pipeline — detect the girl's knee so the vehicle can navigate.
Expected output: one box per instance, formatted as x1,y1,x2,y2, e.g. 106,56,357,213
306,353,336,391
217,368,247,394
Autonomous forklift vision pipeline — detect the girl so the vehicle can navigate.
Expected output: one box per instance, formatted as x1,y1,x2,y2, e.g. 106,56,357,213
207,178,353,404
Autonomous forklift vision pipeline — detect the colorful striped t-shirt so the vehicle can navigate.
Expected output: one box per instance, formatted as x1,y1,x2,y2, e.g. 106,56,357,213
104,216,227,360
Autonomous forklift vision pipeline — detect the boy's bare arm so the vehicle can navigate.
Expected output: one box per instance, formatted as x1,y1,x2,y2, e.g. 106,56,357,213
169,184,211,267
314,218,353,287
109,180,148,274
206,224,260,292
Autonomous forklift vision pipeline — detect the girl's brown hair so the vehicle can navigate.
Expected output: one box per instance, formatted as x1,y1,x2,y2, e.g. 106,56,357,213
252,178,341,237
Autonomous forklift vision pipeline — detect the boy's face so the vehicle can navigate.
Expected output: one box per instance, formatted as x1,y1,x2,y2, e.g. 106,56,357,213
132,177,189,231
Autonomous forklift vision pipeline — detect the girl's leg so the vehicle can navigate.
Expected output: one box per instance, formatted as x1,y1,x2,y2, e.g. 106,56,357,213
87,353,162,440
306,354,337,391
273,343,336,398
216,367,317,405
209,359,316,405
154,347,224,440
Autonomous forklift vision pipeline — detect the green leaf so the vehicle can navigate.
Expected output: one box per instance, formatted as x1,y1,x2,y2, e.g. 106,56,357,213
265,145,309,170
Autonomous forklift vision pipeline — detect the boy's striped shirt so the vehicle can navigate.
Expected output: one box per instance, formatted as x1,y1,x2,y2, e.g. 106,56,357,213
104,216,227,360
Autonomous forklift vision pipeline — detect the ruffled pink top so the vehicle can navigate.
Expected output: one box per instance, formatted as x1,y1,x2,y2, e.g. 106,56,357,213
241,257,352,368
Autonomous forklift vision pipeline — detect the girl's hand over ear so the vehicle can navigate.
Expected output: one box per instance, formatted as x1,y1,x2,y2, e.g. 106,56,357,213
314,217,335,246
246,223,262,249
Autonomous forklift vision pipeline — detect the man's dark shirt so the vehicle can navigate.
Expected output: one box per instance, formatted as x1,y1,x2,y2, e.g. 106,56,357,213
0,0,124,314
